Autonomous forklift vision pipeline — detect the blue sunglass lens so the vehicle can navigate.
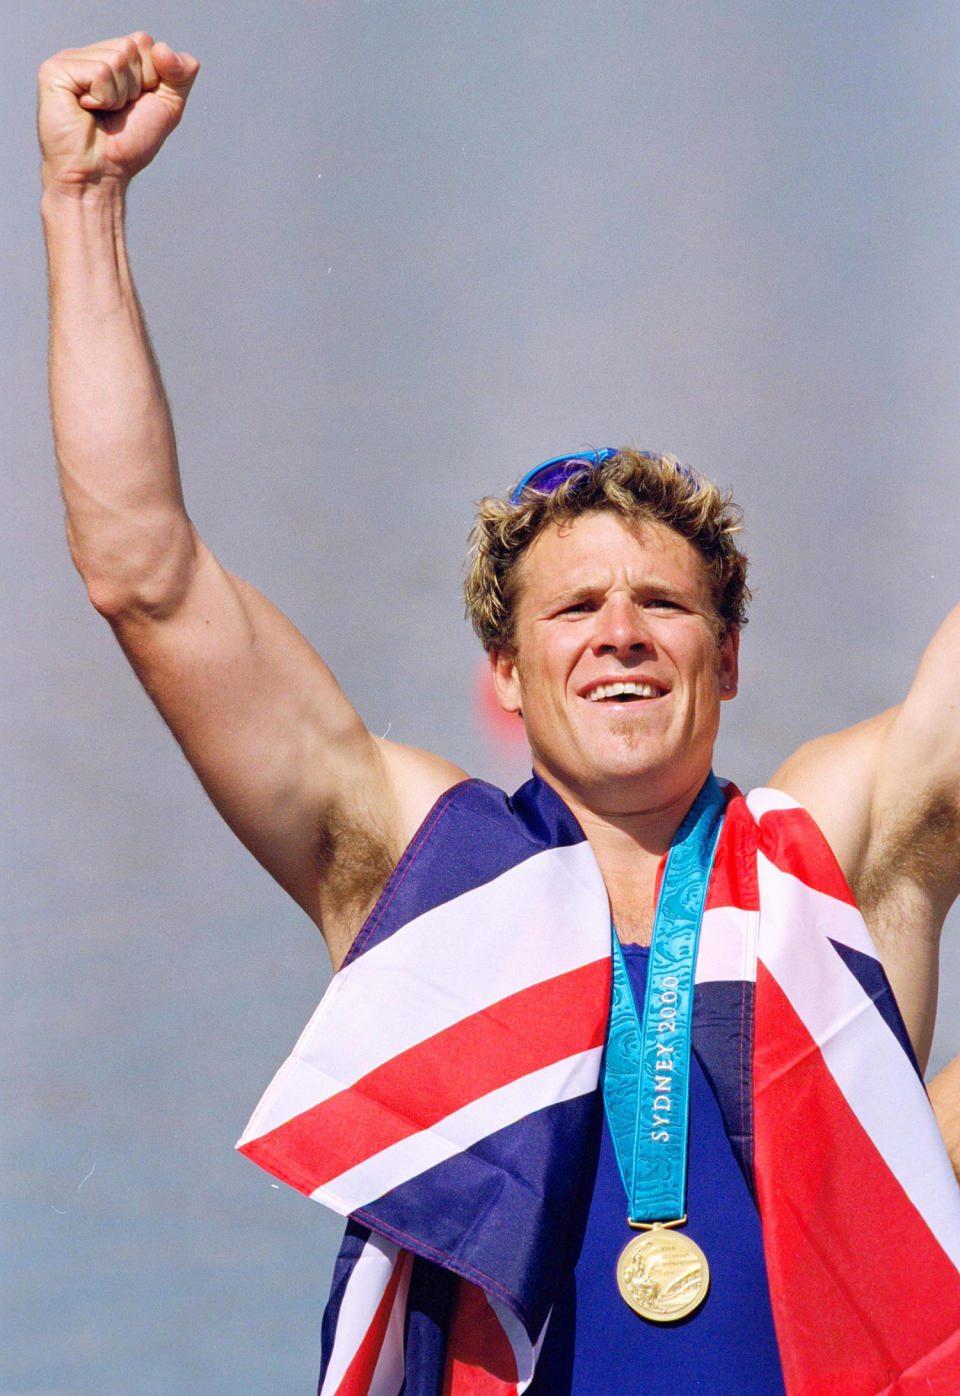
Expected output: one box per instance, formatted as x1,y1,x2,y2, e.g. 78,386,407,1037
509,448,618,504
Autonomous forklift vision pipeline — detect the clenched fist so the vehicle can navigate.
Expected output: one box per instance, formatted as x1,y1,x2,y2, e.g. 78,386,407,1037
38,32,199,193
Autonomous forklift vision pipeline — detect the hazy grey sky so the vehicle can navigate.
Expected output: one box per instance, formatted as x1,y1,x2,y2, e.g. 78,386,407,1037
6,3,960,1390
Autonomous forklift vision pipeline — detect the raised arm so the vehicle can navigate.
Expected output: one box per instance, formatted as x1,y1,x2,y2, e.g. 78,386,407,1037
39,34,464,967
772,604,960,1070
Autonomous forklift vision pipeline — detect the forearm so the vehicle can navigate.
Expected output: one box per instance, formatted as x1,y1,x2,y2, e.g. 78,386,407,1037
44,182,194,618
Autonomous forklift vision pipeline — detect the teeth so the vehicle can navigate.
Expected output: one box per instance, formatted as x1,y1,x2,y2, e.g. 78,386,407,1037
587,682,661,702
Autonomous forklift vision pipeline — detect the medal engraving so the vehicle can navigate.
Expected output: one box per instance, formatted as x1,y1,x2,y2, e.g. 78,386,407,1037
616,1228,710,1322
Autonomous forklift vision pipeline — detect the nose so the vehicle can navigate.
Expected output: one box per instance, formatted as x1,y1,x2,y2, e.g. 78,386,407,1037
591,594,651,657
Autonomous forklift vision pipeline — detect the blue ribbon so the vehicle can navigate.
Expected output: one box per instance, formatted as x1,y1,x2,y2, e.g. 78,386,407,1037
602,773,726,1224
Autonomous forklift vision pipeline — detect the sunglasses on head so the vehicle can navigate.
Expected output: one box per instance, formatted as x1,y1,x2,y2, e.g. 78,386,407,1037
509,448,700,505
508,448,620,505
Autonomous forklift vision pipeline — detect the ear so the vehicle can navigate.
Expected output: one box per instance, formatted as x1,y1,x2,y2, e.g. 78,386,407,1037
489,646,523,715
718,626,739,701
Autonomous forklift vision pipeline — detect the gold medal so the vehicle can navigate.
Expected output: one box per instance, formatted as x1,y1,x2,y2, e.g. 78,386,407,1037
616,1225,710,1322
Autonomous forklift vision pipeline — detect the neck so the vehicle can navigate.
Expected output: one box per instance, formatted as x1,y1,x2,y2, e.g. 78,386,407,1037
533,765,711,946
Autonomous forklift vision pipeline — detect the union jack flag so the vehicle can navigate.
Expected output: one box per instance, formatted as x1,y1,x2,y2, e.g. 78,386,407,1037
238,777,960,1394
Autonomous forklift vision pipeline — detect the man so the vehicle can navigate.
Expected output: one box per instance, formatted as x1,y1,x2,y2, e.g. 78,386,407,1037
39,33,960,1395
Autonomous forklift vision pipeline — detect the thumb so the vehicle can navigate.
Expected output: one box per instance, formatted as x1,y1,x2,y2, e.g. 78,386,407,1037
151,41,200,97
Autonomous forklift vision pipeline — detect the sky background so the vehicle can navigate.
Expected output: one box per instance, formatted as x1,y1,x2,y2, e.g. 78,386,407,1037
5,2,960,1391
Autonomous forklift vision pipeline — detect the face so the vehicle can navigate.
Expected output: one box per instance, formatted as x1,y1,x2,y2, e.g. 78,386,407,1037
490,512,739,818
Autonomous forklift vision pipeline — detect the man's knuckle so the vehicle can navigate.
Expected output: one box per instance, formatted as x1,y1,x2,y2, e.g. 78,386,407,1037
38,53,68,83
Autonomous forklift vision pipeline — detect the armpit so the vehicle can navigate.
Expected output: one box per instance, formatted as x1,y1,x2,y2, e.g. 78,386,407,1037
314,807,401,959
856,791,960,932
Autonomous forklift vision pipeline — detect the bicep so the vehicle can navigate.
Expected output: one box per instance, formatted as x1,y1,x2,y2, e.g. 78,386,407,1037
879,603,960,819
110,534,461,926
772,603,960,888
854,604,960,925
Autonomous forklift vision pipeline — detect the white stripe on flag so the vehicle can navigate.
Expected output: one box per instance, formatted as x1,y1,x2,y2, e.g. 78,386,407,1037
366,1257,411,1396
490,1294,549,1395
745,786,801,820
695,904,758,984
318,1233,406,1396
240,841,609,1148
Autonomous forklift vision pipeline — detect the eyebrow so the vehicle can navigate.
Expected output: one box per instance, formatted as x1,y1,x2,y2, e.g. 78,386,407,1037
548,577,698,608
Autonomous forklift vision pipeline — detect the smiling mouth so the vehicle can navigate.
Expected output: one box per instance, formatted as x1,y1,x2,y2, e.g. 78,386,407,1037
585,681,664,703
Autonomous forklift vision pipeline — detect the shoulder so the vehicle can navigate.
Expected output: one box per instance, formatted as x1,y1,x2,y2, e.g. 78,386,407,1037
768,709,895,887
772,690,960,923
376,738,471,839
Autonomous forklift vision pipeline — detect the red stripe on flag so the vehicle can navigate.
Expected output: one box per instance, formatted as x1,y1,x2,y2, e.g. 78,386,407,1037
331,1249,409,1396
240,958,610,1195
885,1326,960,1394
705,793,760,912
753,963,960,1395
442,1281,519,1396
755,805,857,907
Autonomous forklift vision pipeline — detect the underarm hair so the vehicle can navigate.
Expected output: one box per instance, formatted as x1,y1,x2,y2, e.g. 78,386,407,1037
857,792,960,928
314,806,400,928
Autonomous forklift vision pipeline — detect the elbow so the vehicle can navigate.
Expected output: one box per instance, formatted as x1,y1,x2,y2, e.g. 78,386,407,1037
68,517,197,623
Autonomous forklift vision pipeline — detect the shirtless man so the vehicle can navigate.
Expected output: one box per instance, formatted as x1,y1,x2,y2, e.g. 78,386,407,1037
39,33,960,1394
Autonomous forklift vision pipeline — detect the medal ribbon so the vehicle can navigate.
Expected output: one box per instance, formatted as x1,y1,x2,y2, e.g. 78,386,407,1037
602,773,726,1224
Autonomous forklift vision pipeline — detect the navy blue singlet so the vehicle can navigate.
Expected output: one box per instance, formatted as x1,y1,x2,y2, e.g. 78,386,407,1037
530,945,785,1394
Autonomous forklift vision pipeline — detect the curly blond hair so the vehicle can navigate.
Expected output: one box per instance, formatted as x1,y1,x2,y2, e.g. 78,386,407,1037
464,448,750,652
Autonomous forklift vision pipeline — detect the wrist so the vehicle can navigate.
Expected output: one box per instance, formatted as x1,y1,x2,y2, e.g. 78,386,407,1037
41,178,134,303
41,171,128,218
